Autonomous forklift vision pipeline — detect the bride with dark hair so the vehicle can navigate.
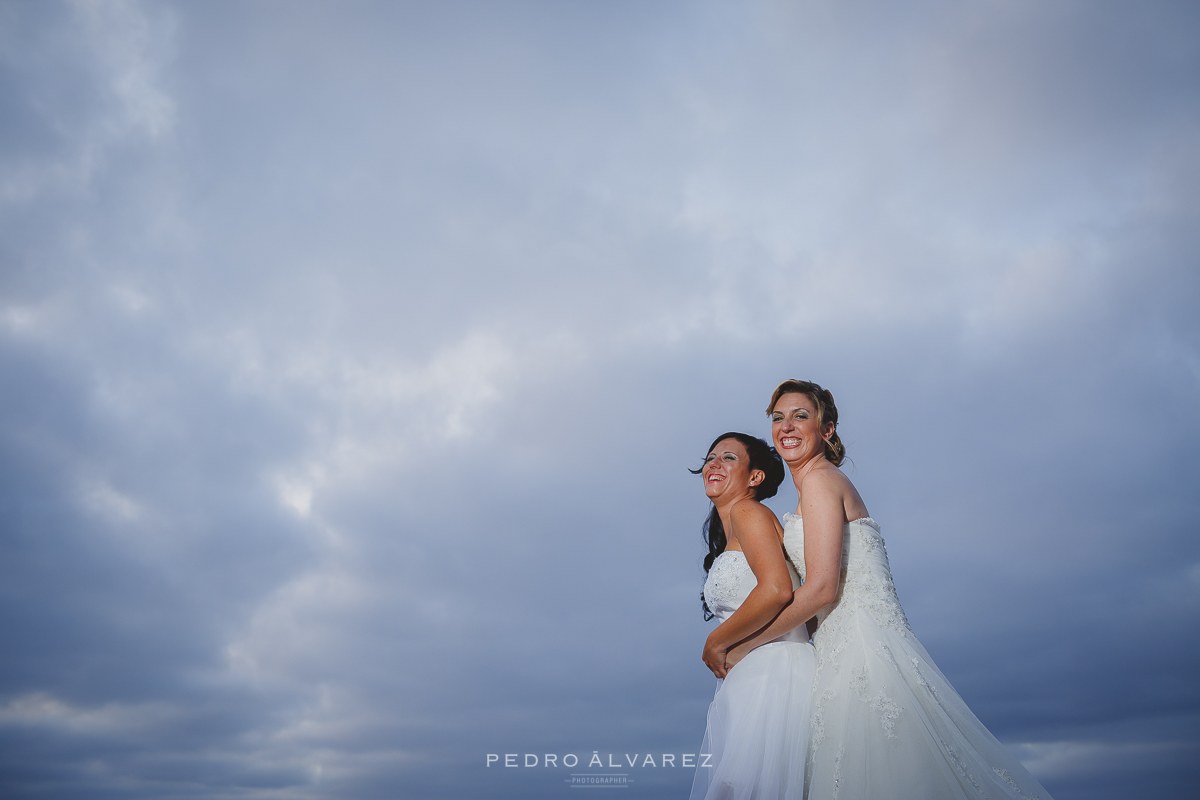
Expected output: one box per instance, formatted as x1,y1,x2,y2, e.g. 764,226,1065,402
722,380,1055,800
689,432,816,800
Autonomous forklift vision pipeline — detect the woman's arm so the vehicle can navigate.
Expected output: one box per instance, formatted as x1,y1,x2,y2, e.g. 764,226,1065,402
702,501,793,679
724,469,847,667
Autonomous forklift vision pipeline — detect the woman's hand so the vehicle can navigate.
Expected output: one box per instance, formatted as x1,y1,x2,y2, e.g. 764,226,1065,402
724,641,752,672
702,633,729,679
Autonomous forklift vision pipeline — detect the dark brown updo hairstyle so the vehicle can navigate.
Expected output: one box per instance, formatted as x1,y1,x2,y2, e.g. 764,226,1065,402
690,432,785,619
766,379,846,467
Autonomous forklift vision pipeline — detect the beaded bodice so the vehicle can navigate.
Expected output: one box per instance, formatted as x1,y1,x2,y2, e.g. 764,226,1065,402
703,546,808,644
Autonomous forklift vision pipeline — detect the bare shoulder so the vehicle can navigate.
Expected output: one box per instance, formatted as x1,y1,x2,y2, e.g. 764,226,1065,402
729,498,782,540
799,464,854,495
729,498,780,527
729,500,784,555
801,464,869,520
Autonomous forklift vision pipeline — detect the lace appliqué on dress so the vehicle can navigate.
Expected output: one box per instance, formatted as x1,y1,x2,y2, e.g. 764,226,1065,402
831,744,846,800
839,527,912,635
849,665,902,740
911,657,939,699
945,744,989,799
869,691,902,740
849,665,869,695
811,688,838,747
856,522,883,552
703,551,745,610
992,767,1041,798
842,570,911,633
878,641,899,669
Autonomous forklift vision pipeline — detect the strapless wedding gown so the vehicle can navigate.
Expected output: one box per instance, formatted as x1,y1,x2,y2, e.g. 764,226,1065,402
690,547,817,800
783,514,1054,800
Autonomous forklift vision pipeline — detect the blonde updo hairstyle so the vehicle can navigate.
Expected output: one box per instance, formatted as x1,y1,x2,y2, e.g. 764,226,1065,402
766,379,846,467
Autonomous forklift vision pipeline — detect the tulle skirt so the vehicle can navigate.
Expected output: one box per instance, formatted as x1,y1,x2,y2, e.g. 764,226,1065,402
806,610,1055,799
690,640,817,800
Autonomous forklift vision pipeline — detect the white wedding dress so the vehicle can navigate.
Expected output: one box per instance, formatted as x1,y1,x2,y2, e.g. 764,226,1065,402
783,514,1054,800
690,547,817,800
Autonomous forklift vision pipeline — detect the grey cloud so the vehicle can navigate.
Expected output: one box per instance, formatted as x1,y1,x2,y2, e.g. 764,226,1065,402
1,1,1198,798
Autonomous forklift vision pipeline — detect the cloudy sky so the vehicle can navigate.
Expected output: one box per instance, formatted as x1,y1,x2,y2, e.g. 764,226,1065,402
1,1,1198,798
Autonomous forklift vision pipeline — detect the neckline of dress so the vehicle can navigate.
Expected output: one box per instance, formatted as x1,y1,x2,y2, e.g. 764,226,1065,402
782,512,880,531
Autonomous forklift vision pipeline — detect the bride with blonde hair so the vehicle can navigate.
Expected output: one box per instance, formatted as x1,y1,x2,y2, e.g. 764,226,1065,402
722,379,1055,799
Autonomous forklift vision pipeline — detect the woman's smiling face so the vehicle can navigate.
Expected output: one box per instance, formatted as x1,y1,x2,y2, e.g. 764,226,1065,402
701,438,760,501
770,392,833,466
